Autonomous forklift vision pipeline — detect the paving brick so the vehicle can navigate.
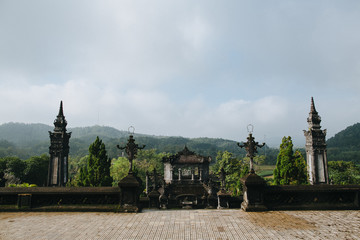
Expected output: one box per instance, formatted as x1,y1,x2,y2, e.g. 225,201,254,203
0,209,359,239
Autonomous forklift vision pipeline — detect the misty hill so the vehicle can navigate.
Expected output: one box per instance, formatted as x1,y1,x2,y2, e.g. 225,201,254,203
2,122,360,164
0,122,254,161
327,123,360,163
70,125,130,140
0,122,52,146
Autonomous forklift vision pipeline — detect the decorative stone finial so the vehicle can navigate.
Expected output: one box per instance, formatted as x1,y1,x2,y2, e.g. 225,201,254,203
54,101,67,132
117,128,146,174
307,97,321,129
237,125,265,174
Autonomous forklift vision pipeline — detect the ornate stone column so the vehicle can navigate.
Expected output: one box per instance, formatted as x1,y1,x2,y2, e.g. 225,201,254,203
237,125,265,174
116,128,145,212
237,125,267,211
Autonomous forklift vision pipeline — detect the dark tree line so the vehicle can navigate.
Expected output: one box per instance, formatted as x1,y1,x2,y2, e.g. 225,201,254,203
0,155,49,187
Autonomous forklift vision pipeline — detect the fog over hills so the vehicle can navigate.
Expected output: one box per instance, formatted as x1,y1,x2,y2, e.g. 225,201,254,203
1,122,359,164
0,122,250,161
0,122,265,147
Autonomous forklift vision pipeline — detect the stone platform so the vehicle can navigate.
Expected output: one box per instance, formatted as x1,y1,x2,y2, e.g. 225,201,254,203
0,209,359,239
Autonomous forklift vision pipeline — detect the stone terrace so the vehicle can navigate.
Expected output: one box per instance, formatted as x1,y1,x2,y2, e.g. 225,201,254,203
1,209,359,239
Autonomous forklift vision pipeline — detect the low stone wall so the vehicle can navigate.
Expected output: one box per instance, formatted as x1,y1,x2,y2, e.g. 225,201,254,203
2,184,359,212
0,187,121,211
241,173,360,211
264,185,360,210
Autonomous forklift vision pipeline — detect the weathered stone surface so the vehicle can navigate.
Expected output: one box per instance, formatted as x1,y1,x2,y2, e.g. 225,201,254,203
304,97,329,184
118,173,142,212
264,184,360,210
48,101,71,187
240,173,267,212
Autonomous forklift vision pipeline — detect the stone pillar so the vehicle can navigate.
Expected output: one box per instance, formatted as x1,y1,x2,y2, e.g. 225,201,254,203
145,172,149,195
304,97,329,185
199,169,203,181
170,167,173,183
240,173,267,212
191,168,195,181
178,168,182,181
148,189,160,209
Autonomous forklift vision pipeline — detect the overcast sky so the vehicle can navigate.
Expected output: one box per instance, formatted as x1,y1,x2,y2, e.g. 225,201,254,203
1,1,359,147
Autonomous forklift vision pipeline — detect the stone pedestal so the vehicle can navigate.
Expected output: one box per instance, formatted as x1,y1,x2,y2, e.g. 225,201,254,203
206,194,217,209
118,173,142,212
240,173,267,212
148,190,160,209
217,189,231,209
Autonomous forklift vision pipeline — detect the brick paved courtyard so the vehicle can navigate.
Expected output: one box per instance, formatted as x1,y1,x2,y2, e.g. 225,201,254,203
1,209,359,240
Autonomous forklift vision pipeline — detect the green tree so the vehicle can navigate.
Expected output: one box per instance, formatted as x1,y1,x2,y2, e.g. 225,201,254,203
0,158,7,187
273,136,307,185
110,157,129,185
211,151,249,196
23,154,49,186
328,161,360,184
6,157,26,181
132,149,170,190
135,149,168,172
79,137,113,186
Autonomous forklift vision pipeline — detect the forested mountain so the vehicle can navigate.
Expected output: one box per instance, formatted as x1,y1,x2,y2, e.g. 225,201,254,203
0,123,131,145
0,122,282,164
327,123,360,149
0,123,246,159
327,123,360,163
2,122,360,164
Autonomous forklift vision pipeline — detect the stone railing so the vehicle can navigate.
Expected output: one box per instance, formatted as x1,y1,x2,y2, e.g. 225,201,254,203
240,173,360,211
265,184,360,210
0,187,121,211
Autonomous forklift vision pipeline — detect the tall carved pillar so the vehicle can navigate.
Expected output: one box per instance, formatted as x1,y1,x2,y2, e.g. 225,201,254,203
304,97,329,185
47,101,71,187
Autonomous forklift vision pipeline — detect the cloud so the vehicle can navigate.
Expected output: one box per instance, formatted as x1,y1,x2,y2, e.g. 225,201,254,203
0,1,360,147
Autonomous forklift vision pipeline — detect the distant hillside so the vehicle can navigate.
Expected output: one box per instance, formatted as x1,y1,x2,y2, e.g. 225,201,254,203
327,123,360,149
70,125,130,140
0,122,52,146
2,122,360,164
327,123,360,163
0,123,252,161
